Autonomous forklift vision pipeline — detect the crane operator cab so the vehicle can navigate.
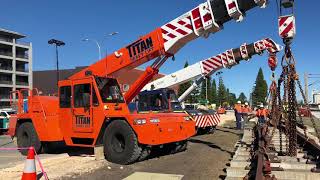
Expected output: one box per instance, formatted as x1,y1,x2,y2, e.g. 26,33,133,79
137,88,183,113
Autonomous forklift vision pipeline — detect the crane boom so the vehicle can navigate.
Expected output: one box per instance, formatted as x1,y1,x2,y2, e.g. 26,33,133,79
142,38,282,102
69,0,269,103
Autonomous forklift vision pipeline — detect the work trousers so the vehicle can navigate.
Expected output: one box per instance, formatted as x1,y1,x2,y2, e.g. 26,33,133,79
258,116,266,125
235,113,242,130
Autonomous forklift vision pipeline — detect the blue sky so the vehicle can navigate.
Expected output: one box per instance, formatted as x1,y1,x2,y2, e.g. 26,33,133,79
1,0,318,99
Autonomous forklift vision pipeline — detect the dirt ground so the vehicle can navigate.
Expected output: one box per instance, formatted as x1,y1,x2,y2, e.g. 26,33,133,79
298,115,320,137
63,123,241,180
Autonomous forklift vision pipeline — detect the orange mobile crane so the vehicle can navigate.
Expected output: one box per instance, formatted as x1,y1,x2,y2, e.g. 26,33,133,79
9,0,269,164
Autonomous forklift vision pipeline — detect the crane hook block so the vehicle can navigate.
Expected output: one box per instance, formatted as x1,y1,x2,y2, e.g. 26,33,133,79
278,15,296,39
268,55,277,71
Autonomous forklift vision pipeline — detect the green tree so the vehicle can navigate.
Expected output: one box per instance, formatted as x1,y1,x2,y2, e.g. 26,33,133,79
178,61,192,102
217,77,228,106
210,79,217,104
252,68,268,106
226,88,230,104
207,76,212,103
228,93,237,106
237,92,247,103
199,77,211,104
189,85,200,103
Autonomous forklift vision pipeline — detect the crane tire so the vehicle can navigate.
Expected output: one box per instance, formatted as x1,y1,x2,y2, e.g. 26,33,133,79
177,141,188,152
16,122,42,155
138,147,151,162
103,120,141,165
207,126,216,134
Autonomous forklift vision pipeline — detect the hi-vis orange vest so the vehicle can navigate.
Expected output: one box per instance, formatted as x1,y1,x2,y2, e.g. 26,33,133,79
234,104,242,113
242,106,252,114
256,109,268,117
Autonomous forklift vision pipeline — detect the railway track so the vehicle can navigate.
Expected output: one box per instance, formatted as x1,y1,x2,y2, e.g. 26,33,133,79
225,121,320,180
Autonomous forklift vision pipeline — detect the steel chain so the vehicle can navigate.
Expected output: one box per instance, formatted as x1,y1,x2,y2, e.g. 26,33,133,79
287,63,298,156
282,66,290,155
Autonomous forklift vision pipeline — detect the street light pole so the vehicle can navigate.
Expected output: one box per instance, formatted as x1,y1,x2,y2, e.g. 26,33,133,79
82,38,102,60
206,77,208,103
105,32,119,56
48,39,65,87
105,32,119,74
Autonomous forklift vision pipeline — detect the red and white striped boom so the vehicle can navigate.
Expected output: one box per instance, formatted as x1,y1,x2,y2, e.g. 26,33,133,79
70,0,269,103
142,38,282,102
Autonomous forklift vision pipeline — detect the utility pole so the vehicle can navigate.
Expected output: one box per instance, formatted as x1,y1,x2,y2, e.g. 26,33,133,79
48,39,65,86
205,77,208,103
304,72,308,103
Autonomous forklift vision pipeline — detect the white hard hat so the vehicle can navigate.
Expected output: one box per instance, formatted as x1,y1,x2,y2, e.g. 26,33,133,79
259,104,264,108
245,102,249,106
237,101,241,104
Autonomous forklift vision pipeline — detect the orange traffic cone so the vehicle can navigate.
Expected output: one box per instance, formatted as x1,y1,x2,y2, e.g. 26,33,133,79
21,147,36,180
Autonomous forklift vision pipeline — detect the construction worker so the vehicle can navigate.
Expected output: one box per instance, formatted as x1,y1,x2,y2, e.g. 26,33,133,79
256,104,268,125
241,102,252,126
234,101,242,129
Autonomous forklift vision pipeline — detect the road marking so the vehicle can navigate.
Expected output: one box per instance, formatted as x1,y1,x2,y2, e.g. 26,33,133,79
123,172,184,180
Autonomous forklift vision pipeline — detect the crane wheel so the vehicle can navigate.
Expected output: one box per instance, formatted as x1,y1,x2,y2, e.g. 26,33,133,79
207,126,216,134
103,120,141,165
16,122,42,155
176,141,188,152
137,147,151,162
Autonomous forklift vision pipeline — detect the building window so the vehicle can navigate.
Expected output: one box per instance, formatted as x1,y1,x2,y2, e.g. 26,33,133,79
74,84,91,108
123,84,130,92
59,86,71,108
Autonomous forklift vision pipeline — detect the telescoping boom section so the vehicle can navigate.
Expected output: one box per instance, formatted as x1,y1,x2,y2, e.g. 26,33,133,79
9,0,270,165
143,38,282,102
70,0,269,103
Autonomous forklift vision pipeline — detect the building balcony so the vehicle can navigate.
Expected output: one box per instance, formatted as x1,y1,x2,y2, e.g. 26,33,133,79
0,37,13,43
16,53,28,59
0,66,13,71
0,94,10,100
16,68,28,73
0,52,13,57
0,80,13,85
16,81,29,86
16,40,31,47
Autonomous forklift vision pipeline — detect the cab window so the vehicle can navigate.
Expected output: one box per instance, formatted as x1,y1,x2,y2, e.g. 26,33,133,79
74,84,91,108
59,86,71,108
96,77,124,103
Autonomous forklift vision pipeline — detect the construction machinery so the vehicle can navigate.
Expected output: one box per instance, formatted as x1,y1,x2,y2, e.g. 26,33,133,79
8,0,270,165
141,38,282,132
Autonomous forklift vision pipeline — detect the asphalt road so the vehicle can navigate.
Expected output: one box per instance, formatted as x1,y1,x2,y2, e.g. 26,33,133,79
0,135,55,169
0,135,26,169
63,126,241,180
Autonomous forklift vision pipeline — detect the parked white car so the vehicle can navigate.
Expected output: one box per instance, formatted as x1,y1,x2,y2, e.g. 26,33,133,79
0,109,16,133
